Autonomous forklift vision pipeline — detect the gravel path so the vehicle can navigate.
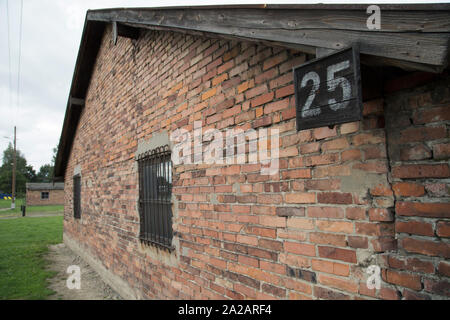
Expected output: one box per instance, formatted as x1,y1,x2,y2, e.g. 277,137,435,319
45,243,122,300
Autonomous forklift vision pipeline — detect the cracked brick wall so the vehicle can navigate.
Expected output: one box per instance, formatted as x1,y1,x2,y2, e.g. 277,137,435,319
382,76,450,299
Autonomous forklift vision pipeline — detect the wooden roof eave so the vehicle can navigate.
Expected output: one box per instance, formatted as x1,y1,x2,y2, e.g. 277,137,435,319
88,6,450,73
53,5,450,180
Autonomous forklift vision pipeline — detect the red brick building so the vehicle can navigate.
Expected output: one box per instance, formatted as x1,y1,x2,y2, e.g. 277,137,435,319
25,183,64,206
54,5,450,299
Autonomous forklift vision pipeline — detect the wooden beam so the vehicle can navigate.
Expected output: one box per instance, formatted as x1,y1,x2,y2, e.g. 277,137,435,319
117,23,140,40
316,48,337,58
69,97,85,106
112,21,118,45
87,7,450,72
112,21,139,45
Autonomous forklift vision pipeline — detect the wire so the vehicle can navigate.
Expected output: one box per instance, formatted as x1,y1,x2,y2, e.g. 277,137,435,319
16,0,23,126
6,0,12,116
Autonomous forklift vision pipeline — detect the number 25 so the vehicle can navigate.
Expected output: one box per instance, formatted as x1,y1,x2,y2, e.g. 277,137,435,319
300,60,351,118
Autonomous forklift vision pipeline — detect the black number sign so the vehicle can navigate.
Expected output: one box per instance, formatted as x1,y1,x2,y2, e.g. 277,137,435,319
294,46,362,131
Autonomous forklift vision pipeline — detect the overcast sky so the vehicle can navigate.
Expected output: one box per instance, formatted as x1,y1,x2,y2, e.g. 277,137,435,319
0,0,448,171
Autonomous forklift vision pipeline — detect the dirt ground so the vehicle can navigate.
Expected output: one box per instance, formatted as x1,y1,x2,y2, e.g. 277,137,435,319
0,212,63,219
45,243,122,300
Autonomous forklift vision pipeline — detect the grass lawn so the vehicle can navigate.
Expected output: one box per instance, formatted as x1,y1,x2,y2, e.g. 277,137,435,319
0,198,24,209
0,216,63,299
0,198,63,217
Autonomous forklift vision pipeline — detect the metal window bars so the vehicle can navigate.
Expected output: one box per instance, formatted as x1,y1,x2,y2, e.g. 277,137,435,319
137,145,173,250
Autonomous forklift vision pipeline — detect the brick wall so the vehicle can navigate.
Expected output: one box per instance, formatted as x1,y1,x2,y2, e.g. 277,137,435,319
383,76,450,299
63,25,449,299
26,189,65,206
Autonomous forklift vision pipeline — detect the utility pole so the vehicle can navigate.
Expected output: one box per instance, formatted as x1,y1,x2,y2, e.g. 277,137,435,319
11,126,16,209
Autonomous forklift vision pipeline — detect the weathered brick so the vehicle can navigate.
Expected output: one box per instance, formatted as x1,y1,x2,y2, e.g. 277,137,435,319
321,138,349,151
275,84,294,99
433,143,450,160
413,106,450,124
261,283,286,297
388,255,434,274
252,116,272,128
251,92,274,108
276,207,305,217
286,266,317,283
259,238,283,251
286,217,314,230
436,221,450,237
311,259,349,276
438,261,450,277
285,193,316,204
423,278,450,297
384,270,422,290
313,127,337,140
340,122,359,134
316,220,353,234
352,133,385,146
369,208,394,222
396,202,450,218
400,144,432,161
396,220,434,236
281,169,311,179
370,184,393,197
346,207,366,220
307,206,344,219
264,98,290,114
309,232,347,247
318,274,358,293
363,99,384,116
317,192,352,205
201,87,217,100
347,236,368,249
318,246,357,263
398,126,446,143
284,241,316,256
314,286,350,300
392,182,425,197
263,52,287,70
402,238,450,258
217,60,234,74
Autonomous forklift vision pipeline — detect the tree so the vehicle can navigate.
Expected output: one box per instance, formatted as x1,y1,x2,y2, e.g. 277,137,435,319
0,143,36,196
36,164,53,182
35,145,58,183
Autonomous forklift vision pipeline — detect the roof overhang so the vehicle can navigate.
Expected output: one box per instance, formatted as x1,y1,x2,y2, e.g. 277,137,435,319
54,4,450,180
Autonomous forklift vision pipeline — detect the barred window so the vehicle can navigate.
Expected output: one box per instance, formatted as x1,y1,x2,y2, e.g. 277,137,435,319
138,145,173,250
41,192,49,200
73,174,81,219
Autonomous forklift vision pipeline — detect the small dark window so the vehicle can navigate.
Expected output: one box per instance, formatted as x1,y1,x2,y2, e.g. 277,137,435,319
73,174,81,219
138,145,173,249
41,192,49,200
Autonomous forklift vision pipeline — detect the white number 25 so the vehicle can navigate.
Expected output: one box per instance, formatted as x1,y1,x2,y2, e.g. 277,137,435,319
300,60,351,118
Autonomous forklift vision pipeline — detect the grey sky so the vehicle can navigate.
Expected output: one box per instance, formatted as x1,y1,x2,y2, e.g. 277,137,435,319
0,0,448,171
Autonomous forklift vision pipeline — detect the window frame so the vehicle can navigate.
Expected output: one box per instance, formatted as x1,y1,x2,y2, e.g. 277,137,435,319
41,191,49,200
137,145,173,250
73,174,81,219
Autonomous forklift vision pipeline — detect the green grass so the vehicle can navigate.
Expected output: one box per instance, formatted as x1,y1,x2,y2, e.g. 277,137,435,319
0,198,24,209
0,216,63,299
0,198,63,217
